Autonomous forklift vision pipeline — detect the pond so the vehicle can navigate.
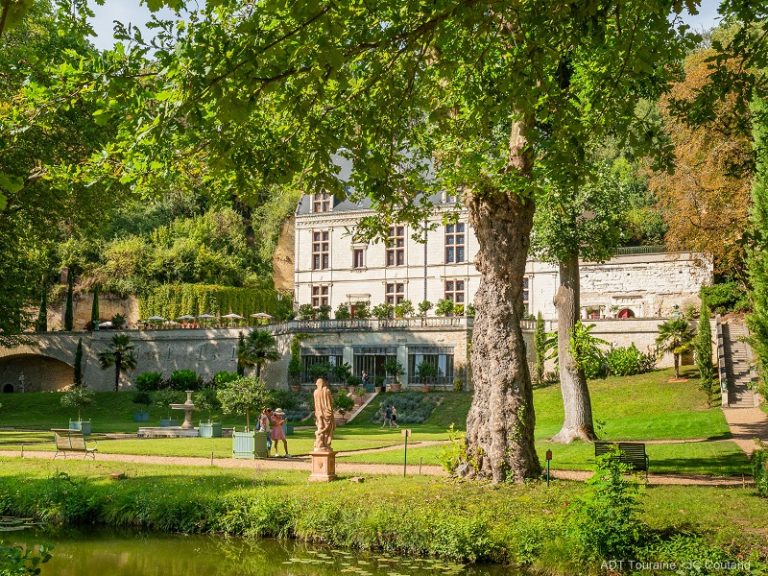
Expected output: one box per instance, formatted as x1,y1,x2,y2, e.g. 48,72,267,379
13,530,517,576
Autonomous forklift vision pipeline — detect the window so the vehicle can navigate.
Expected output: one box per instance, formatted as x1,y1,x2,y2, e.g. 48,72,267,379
386,226,405,267
353,248,365,269
408,346,454,386
312,193,331,213
522,277,529,315
444,279,465,304
445,223,465,263
312,231,330,270
311,285,329,307
385,282,405,305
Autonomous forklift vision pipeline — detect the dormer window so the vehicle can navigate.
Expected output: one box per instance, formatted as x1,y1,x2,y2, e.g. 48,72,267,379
312,193,332,213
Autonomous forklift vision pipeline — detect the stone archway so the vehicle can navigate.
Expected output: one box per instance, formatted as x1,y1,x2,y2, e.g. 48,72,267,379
0,355,74,393
617,308,636,319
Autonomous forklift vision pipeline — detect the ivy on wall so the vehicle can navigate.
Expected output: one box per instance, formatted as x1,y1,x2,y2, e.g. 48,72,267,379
139,284,289,320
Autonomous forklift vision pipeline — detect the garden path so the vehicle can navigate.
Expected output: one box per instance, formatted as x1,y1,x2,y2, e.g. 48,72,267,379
0,449,751,485
723,407,768,455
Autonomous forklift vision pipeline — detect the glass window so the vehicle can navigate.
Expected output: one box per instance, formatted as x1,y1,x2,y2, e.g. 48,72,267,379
353,248,365,269
386,226,405,267
311,285,329,307
445,222,465,263
445,279,465,304
312,193,331,213
312,231,330,270
385,282,405,305
522,277,529,315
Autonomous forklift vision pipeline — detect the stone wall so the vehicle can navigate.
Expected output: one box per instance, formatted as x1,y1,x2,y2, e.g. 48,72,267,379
47,293,139,332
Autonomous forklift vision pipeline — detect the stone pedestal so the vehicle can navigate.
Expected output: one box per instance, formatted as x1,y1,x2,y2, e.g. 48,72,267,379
309,450,337,482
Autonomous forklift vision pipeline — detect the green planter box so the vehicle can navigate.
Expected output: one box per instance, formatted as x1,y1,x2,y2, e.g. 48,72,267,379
232,430,268,459
199,422,222,438
69,420,91,436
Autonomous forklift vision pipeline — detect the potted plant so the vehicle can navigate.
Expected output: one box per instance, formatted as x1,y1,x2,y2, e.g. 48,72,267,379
195,388,222,438
61,385,95,435
374,375,385,393
353,385,366,406
417,300,433,324
297,304,315,320
384,358,404,392
333,390,355,425
435,298,455,317
154,389,179,426
372,303,393,321
217,376,272,459
416,362,439,393
132,391,152,422
394,299,414,319
346,374,361,395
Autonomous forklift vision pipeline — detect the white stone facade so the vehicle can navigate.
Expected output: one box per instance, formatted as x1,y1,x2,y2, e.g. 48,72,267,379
294,195,713,320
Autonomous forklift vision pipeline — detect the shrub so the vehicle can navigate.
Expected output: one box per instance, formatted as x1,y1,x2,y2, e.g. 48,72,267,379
352,301,370,319
334,304,351,320
316,304,332,320
297,304,315,320
700,282,749,314
212,371,239,388
135,371,164,391
753,448,768,498
60,387,95,422
371,303,393,320
567,448,645,563
268,389,300,412
217,376,272,431
435,299,454,316
394,299,414,318
194,388,221,422
417,300,433,317
438,423,466,474
132,391,152,408
334,391,355,414
0,543,53,575
371,392,441,424
605,344,654,376
169,369,201,391
153,389,179,420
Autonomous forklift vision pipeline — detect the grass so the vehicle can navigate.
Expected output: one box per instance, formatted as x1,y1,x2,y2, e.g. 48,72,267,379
0,457,765,571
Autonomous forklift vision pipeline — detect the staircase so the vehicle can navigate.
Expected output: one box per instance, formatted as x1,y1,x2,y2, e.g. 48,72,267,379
718,316,757,408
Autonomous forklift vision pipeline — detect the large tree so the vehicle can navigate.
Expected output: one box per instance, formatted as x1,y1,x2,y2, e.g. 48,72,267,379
35,1,696,482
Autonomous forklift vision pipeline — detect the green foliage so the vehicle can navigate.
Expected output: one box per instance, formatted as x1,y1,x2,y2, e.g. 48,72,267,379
394,300,414,318
35,286,47,333
372,393,441,425
569,322,608,379
333,391,354,414
193,388,221,422
438,424,467,474
567,449,645,563
297,304,315,320
63,272,74,331
656,318,696,378
307,362,334,382
135,372,164,392
153,389,179,420
383,359,403,380
534,312,546,384
132,392,152,408
637,535,748,576
98,334,138,392
435,299,454,317
212,371,239,388
352,302,370,319
111,314,126,329
695,302,717,403
168,369,201,391
0,542,53,576
316,304,332,320
334,303,350,320
237,330,280,378
416,361,439,384
90,286,100,325
60,386,94,422
139,283,284,322
753,448,768,498
700,282,750,314
216,376,271,431
371,303,393,320
605,344,656,377
417,300,433,317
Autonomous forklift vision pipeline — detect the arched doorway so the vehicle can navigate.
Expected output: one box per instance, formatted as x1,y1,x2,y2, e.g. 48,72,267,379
617,308,635,319
0,355,73,392
2,384,13,393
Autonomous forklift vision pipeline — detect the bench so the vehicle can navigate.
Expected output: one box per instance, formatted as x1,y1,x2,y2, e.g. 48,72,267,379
594,441,649,479
51,429,97,459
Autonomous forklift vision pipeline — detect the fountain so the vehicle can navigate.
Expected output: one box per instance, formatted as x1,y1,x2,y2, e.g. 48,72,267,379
137,390,201,438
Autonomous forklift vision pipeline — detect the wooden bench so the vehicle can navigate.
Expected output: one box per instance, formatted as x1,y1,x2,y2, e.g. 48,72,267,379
594,441,649,479
51,429,97,460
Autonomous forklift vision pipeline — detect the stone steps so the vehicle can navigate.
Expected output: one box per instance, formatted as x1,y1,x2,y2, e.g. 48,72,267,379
719,317,757,408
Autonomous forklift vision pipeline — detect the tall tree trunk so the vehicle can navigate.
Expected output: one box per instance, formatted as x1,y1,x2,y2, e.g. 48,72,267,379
460,120,541,483
551,252,596,443
674,354,680,378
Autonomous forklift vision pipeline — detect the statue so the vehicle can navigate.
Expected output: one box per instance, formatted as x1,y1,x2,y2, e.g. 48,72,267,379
313,377,335,452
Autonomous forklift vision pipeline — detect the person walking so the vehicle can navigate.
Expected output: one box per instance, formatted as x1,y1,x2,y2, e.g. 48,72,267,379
270,408,289,457
391,404,399,428
259,407,272,453
382,404,392,428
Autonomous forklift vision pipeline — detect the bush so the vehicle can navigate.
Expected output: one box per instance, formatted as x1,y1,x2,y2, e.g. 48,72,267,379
605,344,656,376
212,371,239,388
371,392,441,424
135,371,164,391
297,304,315,320
169,369,201,391
334,391,355,413
700,282,750,314
753,448,768,498
438,424,466,474
567,448,645,563
132,391,152,408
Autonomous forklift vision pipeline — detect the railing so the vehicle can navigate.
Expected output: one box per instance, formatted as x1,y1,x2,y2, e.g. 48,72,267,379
271,317,475,333
613,245,667,255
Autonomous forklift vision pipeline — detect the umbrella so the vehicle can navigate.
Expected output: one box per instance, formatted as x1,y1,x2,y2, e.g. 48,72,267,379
197,313,216,319
222,313,244,320
147,316,166,322
250,312,273,319
176,314,196,321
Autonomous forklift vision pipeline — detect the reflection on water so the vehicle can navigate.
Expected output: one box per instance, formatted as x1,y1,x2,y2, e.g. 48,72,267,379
15,531,515,576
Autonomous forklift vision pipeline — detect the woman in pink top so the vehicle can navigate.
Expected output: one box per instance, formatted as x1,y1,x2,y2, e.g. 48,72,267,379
270,408,289,457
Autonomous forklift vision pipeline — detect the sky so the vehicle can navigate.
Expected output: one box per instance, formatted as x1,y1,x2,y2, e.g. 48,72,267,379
90,0,723,51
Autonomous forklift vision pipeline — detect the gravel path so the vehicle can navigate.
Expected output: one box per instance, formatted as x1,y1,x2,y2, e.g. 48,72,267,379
1,449,752,485
723,407,768,455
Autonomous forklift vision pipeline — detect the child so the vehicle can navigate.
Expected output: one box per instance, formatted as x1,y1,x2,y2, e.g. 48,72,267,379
391,404,399,428
270,408,289,457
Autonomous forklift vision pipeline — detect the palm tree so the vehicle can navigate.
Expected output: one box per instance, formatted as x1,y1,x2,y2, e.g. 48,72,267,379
238,329,280,377
98,334,138,392
656,318,695,379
